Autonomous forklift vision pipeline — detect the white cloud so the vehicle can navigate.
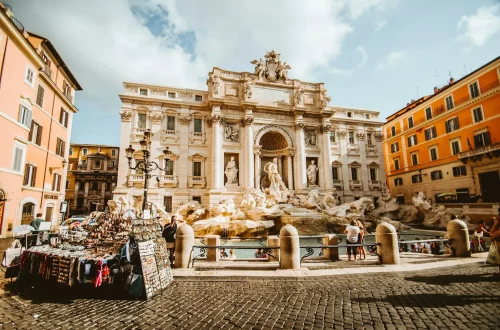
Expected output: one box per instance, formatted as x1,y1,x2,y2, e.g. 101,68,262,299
458,4,500,48
356,46,368,67
329,67,354,76
376,51,405,70
347,0,396,19
375,20,387,31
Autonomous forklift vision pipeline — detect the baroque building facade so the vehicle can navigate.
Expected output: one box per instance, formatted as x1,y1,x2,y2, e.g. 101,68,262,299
383,56,500,205
114,51,385,211
0,4,81,237
65,144,119,215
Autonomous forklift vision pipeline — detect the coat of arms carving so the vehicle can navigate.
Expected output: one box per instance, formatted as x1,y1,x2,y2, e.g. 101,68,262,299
251,50,291,82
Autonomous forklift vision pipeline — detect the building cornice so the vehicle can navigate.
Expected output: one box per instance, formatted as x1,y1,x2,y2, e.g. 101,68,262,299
39,71,79,113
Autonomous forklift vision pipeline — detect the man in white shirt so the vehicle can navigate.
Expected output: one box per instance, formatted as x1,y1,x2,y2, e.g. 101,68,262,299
344,220,360,261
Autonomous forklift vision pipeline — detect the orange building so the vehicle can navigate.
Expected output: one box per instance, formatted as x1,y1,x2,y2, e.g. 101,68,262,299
383,56,500,205
0,4,81,237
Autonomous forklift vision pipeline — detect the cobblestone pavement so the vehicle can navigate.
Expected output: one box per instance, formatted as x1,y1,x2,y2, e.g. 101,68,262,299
0,263,499,330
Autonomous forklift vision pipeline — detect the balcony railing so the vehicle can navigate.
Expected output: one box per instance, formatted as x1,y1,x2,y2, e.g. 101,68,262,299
368,180,381,191
457,142,500,159
189,132,206,144
64,92,73,103
127,174,145,187
161,129,179,143
159,175,178,188
188,176,206,188
10,16,24,33
349,179,363,191
43,65,52,80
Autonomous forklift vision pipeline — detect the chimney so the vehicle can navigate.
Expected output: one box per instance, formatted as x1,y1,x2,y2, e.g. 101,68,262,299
433,87,439,94
449,77,454,84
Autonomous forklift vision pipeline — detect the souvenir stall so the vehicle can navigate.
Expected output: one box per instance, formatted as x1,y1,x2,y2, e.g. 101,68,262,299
16,212,173,300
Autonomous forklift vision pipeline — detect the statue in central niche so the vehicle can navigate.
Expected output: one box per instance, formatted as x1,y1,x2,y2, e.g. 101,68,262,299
264,158,288,202
225,156,238,185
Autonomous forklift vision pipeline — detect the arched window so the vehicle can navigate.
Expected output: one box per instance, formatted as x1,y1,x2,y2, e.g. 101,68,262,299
94,160,101,169
21,202,35,225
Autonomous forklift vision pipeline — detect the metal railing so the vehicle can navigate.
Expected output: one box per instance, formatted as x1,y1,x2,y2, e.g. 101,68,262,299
10,16,24,33
191,245,280,267
300,243,381,263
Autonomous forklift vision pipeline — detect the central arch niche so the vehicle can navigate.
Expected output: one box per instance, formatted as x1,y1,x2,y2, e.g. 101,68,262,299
257,130,290,189
260,131,288,151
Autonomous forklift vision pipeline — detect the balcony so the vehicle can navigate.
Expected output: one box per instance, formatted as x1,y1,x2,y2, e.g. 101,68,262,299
159,175,178,188
127,174,145,187
349,180,363,191
131,128,151,141
457,142,500,163
64,92,73,103
161,129,179,143
10,16,25,33
332,180,343,190
368,180,382,191
190,132,206,144
188,176,206,188
43,65,52,80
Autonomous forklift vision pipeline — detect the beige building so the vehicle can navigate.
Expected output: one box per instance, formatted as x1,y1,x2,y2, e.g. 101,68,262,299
114,51,385,211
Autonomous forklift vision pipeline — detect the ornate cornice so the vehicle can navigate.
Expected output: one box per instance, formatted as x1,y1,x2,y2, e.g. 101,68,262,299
375,132,384,142
337,130,347,138
356,132,366,140
179,115,192,125
151,113,162,124
120,111,132,122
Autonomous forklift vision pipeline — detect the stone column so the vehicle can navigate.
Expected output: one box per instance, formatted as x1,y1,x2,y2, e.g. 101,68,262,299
267,235,280,262
178,110,191,189
206,235,220,262
84,182,89,210
211,114,223,189
338,128,350,194
321,125,333,190
375,222,400,264
73,181,79,205
277,156,282,175
254,151,261,190
358,131,369,193
446,220,471,257
287,153,294,190
294,122,307,190
323,234,339,261
280,225,300,269
244,117,254,188
174,224,195,268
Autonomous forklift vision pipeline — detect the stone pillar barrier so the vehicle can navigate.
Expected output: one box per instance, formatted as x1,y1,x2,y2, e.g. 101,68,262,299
446,220,471,257
174,224,195,268
323,234,339,261
206,235,220,262
267,235,280,262
375,222,400,264
280,225,300,269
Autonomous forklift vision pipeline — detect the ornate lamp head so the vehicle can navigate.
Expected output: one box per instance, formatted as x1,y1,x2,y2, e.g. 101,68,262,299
125,145,135,160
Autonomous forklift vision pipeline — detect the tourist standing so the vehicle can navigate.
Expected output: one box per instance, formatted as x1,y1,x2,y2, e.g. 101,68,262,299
229,249,237,259
30,213,44,231
473,220,489,252
254,248,264,258
344,220,360,261
487,212,500,276
220,248,228,258
162,216,184,265
356,220,366,260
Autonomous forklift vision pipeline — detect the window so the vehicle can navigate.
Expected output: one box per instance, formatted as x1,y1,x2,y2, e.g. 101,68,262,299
66,180,69,189
167,116,176,131
59,108,68,128
367,133,373,146
472,107,484,123
168,92,176,98
411,174,422,183
81,159,87,167
431,170,442,181
469,81,480,98
192,196,202,204
451,140,461,155
424,126,437,140
36,85,45,107
164,196,173,212
332,167,339,180
18,105,32,127
474,131,491,148
63,81,72,99
56,138,65,157
391,126,396,136
165,160,174,175
394,178,403,186
23,164,37,187
429,147,438,161
94,160,101,169
52,173,61,191
110,160,115,167
138,113,147,129
82,148,88,155
12,144,25,172
329,131,336,143
445,95,454,110
365,114,370,119
390,142,399,153
394,158,400,170
195,95,203,102
29,121,43,146
396,195,405,204
348,131,355,144
425,107,432,120
369,168,377,181
140,89,147,96
445,117,459,133
69,148,73,156
193,161,202,176
351,167,358,181
407,135,417,147
408,117,414,129
25,66,34,87
111,149,117,157
411,153,418,166
194,119,203,133
452,166,467,177
347,112,352,118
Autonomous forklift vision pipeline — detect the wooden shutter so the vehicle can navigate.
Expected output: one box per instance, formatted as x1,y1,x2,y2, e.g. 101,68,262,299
31,167,37,187
23,164,29,185
59,109,63,124
28,121,34,142
36,125,43,145
485,132,491,146
56,174,61,192
64,111,68,128
473,135,480,148
62,140,66,157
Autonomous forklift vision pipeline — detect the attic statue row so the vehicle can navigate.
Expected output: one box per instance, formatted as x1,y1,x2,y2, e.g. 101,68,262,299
115,49,385,210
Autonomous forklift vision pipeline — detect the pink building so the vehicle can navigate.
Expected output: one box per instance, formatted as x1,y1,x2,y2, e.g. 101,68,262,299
0,4,82,237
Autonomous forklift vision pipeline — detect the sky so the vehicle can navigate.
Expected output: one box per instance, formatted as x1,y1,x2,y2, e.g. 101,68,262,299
5,0,500,146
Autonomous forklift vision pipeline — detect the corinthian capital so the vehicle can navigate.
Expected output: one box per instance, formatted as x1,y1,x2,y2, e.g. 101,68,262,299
120,111,132,122
240,117,254,127
207,114,223,126
319,124,331,133
294,122,305,131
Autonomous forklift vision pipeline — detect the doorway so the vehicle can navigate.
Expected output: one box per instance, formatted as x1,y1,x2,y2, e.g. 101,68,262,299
45,206,53,222
478,171,500,202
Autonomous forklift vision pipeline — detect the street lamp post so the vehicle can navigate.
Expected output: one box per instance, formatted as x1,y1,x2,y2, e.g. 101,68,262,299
125,130,172,214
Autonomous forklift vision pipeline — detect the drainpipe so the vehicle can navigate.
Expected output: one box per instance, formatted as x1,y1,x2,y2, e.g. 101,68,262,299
0,36,9,89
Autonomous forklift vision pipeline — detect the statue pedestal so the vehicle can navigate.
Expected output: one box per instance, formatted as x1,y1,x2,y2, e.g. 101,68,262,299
307,185,320,189
225,183,239,188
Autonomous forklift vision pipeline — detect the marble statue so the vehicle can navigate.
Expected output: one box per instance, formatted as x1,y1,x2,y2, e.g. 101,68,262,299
244,80,253,99
212,74,220,96
294,86,304,105
263,158,288,202
224,125,239,142
225,156,238,185
320,88,331,109
305,130,317,146
307,160,318,186
250,58,266,80
277,61,291,81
